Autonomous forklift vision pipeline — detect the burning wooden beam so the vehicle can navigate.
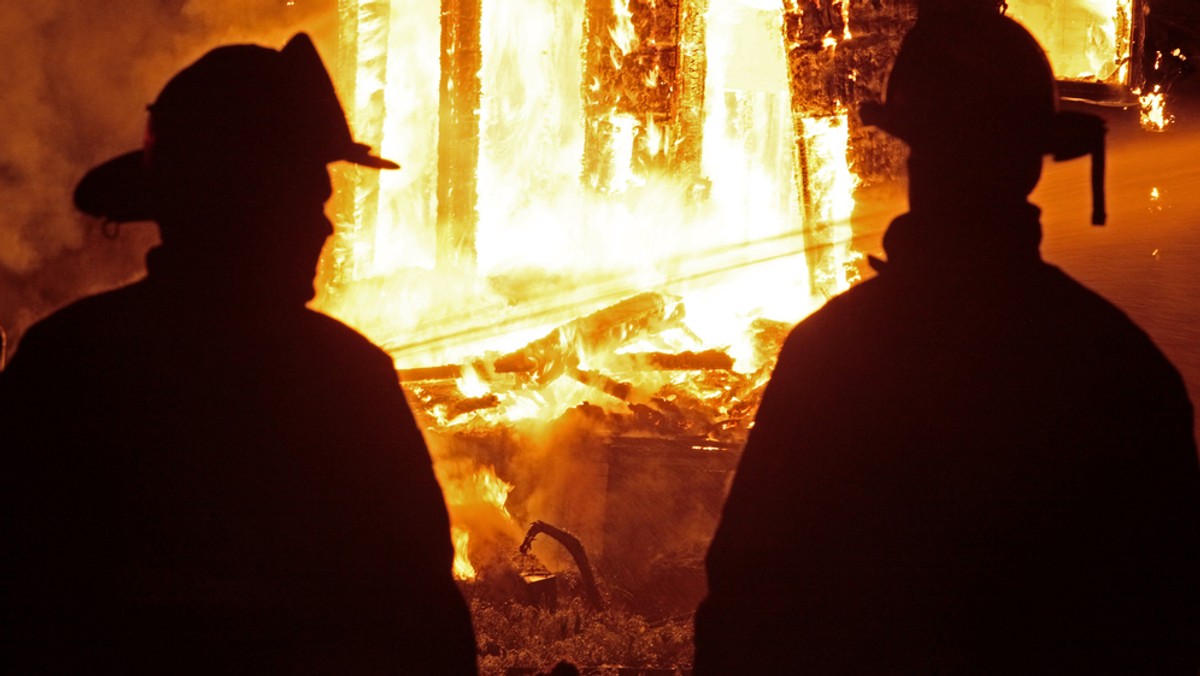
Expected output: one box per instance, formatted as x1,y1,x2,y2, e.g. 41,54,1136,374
581,0,621,191
581,0,708,191
672,0,707,178
494,292,686,387
438,0,482,269
785,0,850,301
609,349,733,372
329,0,392,288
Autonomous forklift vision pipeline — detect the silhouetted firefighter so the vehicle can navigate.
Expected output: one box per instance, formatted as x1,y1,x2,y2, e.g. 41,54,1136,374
0,35,477,674
696,5,1199,674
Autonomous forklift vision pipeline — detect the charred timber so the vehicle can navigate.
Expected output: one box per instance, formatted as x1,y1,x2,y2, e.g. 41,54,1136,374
609,349,733,372
448,394,501,419
565,366,636,402
398,364,464,383
783,1,915,296
581,0,621,190
581,0,707,189
841,0,917,184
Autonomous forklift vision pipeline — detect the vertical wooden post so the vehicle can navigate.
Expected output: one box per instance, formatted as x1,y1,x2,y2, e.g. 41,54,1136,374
437,0,482,270
581,0,707,191
783,0,915,296
783,0,850,297
672,0,708,179
581,0,620,192
326,0,390,291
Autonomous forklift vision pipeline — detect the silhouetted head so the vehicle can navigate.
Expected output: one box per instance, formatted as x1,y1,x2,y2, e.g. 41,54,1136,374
918,0,1008,17
73,34,397,304
862,8,1105,222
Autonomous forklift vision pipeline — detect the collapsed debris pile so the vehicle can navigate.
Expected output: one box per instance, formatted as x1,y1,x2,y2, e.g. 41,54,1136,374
401,291,788,443
389,291,790,673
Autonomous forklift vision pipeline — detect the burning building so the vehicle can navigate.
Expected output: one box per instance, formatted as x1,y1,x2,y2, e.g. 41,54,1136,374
319,0,877,611
308,0,1156,669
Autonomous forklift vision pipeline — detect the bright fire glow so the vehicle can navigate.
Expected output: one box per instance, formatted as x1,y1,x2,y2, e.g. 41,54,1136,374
322,0,859,574
443,466,514,515
1005,0,1133,84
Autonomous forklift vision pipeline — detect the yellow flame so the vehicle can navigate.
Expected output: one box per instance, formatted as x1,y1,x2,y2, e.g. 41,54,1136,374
644,115,664,158
325,0,857,374
476,467,514,516
451,527,477,580
801,108,857,229
456,363,491,398
610,0,636,57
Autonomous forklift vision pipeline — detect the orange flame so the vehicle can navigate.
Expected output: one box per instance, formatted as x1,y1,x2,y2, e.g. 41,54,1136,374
1136,85,1173,132
451,527,477,580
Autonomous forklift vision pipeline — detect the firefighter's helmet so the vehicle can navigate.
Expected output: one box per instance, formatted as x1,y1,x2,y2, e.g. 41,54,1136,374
861,8,1107,224
74,34,398,224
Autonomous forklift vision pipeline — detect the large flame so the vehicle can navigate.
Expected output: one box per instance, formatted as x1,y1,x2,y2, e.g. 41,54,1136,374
443,466,516,580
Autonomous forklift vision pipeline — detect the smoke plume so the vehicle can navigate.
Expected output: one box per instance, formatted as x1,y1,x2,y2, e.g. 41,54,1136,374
0,0,338,364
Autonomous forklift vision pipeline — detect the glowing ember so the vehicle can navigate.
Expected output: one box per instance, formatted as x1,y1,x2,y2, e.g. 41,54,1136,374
1136,85,1173,131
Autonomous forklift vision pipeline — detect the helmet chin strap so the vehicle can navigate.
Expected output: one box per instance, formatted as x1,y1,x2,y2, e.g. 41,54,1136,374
1090,141,1107,226
1048,110,1108,226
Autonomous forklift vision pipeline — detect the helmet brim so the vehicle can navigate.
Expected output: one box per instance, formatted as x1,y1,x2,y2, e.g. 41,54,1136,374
73,143,398,223
73,32,399,223
74,151,155,223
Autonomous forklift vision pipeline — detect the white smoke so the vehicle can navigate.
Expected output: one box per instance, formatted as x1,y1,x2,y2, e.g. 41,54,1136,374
0,0,338,362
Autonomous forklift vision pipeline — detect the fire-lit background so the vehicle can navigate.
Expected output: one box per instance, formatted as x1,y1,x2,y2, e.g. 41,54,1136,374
2,1,1199,672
